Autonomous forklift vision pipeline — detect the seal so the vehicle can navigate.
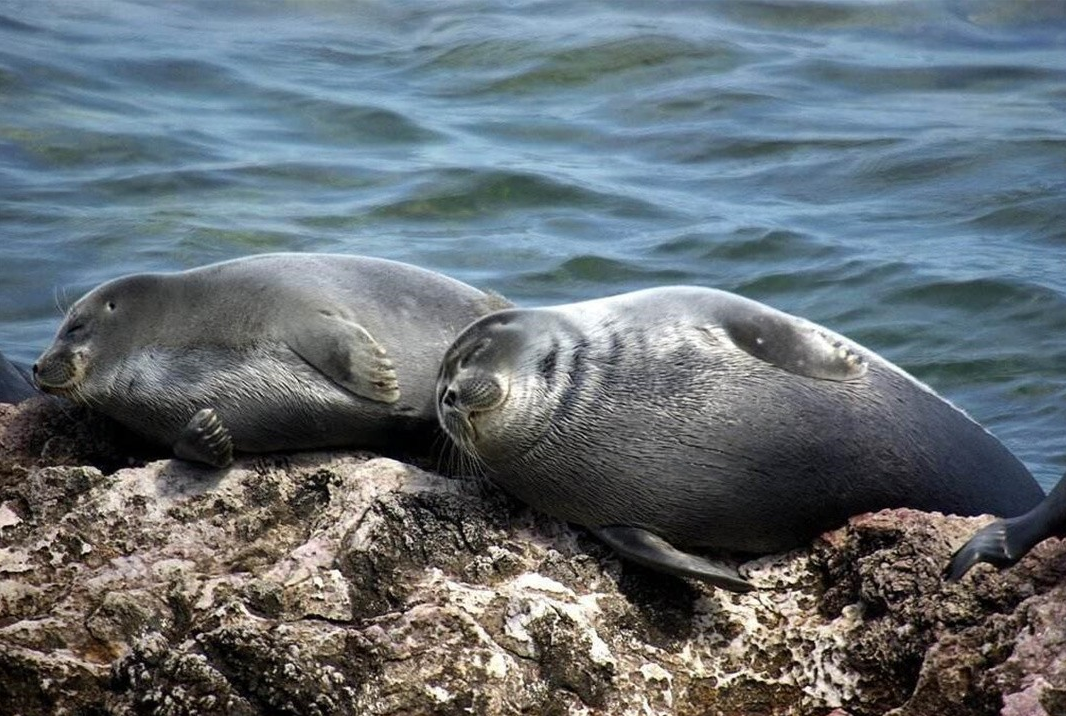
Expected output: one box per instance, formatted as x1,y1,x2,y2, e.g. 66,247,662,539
947,470,1063,580
0,350,37,404
436,286,1044,590
34,253,510,467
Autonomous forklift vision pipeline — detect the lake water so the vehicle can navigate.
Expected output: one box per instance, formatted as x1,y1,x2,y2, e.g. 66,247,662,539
1,0,1064,488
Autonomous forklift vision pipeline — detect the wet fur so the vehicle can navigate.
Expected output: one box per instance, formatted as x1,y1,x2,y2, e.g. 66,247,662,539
36,253,510,459
439,287,1045,555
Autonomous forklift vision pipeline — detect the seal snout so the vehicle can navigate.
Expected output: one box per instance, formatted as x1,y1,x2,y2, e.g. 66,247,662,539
436,352,508,452
32,348,85,393
455,375,505,412
437,377,477,445
438,367,507,417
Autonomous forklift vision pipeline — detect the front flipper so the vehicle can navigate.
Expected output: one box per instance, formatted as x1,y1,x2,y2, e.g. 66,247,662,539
705,307,867,382
287,310,399,403
595,525,754,592
174,407,234,468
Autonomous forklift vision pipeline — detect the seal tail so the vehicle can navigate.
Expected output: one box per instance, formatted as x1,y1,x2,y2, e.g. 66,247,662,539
946,468,1066,581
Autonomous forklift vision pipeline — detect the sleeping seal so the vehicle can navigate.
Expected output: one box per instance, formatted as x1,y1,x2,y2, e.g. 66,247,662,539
436,286,1044,591
0,350,37,404
34,253,509,467
947,470,1065,580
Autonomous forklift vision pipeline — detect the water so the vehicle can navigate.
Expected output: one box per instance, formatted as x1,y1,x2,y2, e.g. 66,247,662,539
1,0,1064,488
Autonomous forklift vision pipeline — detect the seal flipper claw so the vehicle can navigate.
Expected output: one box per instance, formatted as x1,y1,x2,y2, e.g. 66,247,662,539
945,519,1016,580
174,407,234,468
595,525,754,592
288,311,400,403
713,309,867,382
946,509,1057,581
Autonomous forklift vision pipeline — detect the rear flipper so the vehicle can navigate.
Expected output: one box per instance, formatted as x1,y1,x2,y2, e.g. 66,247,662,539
947,470,1066,581
174,407,234,469
945,519,1022,580
595,525,754,592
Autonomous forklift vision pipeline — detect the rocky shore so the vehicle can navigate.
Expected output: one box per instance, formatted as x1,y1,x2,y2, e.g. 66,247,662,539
1,397,1063,716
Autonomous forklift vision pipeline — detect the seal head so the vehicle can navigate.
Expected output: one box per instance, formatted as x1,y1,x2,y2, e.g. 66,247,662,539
438,309,570,466
35,275,161,400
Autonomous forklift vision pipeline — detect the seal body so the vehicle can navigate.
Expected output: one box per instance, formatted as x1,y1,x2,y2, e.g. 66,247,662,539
34,253,509,466
0,351,36,404
437,286,1044,589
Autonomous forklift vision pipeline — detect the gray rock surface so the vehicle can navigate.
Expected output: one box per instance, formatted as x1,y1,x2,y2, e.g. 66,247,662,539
1,397,1064,716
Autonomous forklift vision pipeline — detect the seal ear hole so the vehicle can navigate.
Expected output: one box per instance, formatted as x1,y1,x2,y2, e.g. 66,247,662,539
537,344,559,378
105,301,116,312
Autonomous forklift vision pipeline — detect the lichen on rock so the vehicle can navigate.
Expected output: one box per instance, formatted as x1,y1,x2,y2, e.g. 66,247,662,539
0,397,1063,715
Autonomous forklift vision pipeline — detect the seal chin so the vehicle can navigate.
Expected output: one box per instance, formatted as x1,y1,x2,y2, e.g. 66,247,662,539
440,405,476,449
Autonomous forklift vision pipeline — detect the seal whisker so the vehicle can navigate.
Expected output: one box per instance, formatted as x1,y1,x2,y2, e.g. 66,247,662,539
71,383,99,410
53,286,66,316
432,429,463,478
431,430,449,476
448,429,488,485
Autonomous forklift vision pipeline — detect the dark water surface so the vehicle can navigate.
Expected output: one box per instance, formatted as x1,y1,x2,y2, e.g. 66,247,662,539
1,0,1064,487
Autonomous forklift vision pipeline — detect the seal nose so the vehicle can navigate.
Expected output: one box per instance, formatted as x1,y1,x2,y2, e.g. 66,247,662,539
441,387,458,408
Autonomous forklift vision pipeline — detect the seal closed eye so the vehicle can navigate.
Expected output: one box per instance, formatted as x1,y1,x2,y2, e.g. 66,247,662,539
34,253,511,467
436,286,1044,591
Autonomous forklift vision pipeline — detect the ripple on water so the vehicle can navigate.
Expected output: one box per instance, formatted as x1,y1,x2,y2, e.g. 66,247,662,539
0,126,221,171
104,56,245,94
715,0,927,30
0,13,42,34
232,161,384,191
517,255,690,292
958,179,1066,242
874,278,1066,389
365,168,673,221
87,167,250,198
887,276,1066,314
798,58,1066,95
250,89,445,146
652,227,836,263
477,33,732,96
852,144,991,191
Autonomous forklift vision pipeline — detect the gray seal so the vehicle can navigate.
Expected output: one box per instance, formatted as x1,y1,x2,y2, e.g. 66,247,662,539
0,350,37,404
436,286,1044,591
947,470,1063,580
34,253,510,467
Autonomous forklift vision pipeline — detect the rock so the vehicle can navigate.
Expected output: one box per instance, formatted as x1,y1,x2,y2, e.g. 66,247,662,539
0,398,1063,716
